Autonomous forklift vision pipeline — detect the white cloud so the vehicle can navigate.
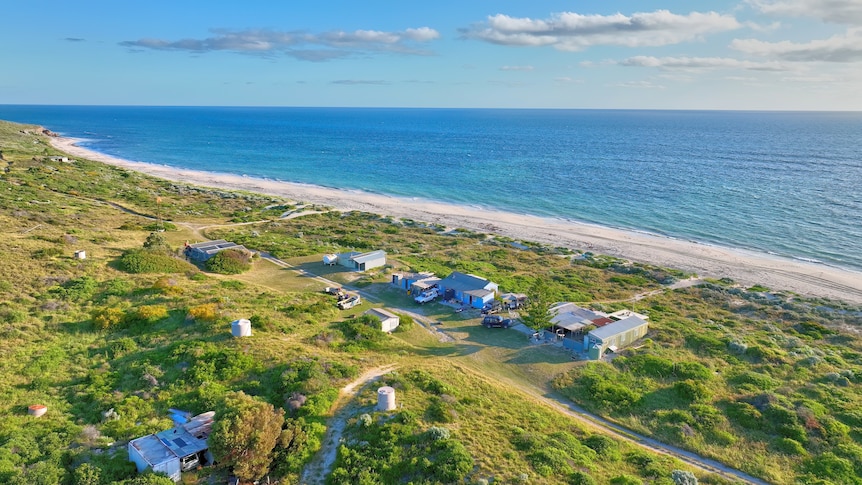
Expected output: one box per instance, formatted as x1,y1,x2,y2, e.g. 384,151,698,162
747,0,862,25
554,76,583,83
621,55,791,71
731,28,862,61
499,65,534,71
614,80,666,89
461,10,742,50
121,27,440,61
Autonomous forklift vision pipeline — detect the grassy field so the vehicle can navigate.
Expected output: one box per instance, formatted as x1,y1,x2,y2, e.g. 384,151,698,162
2,120,861,484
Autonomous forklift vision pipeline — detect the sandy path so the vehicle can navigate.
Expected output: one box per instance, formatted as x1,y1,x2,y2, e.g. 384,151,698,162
299,365,397,485
50,136,862,304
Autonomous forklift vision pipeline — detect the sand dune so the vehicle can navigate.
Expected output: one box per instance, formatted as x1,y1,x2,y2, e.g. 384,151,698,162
50,136,862,304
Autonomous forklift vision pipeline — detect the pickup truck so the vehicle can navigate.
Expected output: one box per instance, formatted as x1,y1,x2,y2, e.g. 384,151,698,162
414,288,439,304
324,286,342,295
337,294,361,310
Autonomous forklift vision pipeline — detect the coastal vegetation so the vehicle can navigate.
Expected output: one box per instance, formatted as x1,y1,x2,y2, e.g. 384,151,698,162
1,120,861,484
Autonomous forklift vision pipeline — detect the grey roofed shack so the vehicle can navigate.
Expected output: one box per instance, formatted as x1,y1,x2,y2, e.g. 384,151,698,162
437,271,499,309
184,240,249,262
128,412,214,482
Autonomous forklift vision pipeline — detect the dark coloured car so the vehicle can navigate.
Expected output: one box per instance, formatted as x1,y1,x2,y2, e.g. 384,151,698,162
482,315,507,328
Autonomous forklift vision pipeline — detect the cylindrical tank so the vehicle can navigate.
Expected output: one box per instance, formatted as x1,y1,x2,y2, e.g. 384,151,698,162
231,319,252,337
28,404,47,417
377,386,396,411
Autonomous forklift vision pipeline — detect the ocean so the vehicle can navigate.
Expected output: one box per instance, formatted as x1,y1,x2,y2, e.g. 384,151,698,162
2,105,861,271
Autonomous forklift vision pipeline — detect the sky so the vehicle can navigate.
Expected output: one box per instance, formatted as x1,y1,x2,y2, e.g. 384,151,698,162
3,0,862,110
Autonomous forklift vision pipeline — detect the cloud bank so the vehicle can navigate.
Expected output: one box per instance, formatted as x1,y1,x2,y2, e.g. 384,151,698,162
461,10,741,50
748,0,862,25
121,27,440,61
732,28,862,62
621,55,790,71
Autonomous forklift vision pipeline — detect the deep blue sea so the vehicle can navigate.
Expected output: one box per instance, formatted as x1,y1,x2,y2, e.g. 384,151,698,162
3,105,861,271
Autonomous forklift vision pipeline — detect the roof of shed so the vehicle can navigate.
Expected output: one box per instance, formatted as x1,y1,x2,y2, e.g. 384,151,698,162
351,250,386,263
365,308,399,321
588,316,648,340
439,271,494,292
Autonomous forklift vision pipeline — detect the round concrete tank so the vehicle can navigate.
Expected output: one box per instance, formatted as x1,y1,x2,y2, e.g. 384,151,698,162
377,386,396,411
231,319,252,337
28,404,47,417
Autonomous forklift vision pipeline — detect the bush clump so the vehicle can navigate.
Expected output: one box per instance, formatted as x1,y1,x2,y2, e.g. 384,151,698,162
120,249,195,274
205,249,252,274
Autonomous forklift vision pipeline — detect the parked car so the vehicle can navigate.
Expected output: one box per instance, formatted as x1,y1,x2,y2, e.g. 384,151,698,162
481,301,502,314
414,288,439,304
482,315,508,328
324,286,342,295
338,294,361,310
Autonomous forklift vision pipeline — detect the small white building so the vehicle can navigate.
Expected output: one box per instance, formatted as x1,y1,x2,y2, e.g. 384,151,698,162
336,250,387,272
364,308,400,333
74,250,87,260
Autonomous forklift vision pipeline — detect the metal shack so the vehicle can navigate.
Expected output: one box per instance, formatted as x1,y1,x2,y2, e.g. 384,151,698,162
128,411,215,482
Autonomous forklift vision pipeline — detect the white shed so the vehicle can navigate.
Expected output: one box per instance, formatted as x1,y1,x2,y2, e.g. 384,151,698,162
323,254,338,266
364,308,400,333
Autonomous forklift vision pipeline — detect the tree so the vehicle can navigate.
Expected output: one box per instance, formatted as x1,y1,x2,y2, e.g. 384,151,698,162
520,278,554,332
142,232,170,252
209,391,285,482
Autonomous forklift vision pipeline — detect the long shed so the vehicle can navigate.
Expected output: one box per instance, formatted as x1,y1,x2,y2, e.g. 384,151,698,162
583,316,649,359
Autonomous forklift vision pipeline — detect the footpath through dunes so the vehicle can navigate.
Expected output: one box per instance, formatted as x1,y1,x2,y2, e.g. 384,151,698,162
49,135,862,305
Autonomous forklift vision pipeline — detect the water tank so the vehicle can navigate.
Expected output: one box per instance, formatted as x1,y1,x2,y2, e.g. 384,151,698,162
377,386,396,411
28,404,47,417
231,319,252,337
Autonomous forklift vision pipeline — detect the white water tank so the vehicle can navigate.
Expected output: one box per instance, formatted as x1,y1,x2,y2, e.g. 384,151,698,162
231,319,252,337
377,386,396,411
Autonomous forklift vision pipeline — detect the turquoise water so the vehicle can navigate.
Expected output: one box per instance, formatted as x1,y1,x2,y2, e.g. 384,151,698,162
2,105,861,270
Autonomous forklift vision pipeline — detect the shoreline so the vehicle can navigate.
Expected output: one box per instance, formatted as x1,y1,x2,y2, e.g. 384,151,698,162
50,135,862,304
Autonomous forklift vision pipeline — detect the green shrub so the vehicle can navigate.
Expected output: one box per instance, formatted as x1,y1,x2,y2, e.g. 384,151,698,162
674,361,712,380
611,474,643,485
583,434,619,459
50,275,98,301
206,249,252,274
569,471,598,485
120,249,194,273
774,437,807,456
803,453,858,484
729,371,778,391
725,402,763,430
673,380,712,403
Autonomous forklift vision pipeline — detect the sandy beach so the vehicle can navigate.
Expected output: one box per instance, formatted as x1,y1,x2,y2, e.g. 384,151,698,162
50,136,862,304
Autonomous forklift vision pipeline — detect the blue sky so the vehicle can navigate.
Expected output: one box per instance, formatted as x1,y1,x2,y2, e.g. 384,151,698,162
3,1,861,109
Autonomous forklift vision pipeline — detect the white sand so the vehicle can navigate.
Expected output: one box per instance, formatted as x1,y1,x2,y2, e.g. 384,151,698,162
50,136,862,304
